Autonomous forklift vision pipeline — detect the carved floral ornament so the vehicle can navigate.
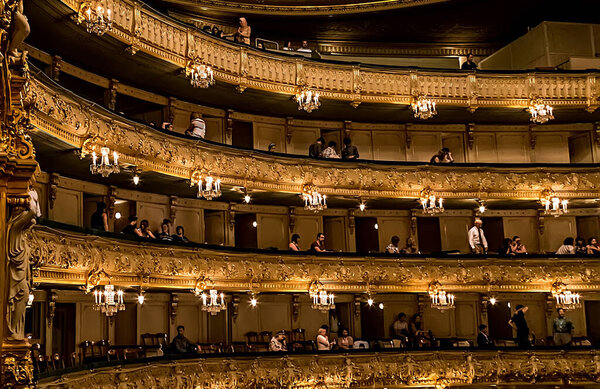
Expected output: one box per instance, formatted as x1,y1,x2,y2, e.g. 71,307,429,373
28,76,600,202
27,226,600,293
53,0,600,110
34,350,600,388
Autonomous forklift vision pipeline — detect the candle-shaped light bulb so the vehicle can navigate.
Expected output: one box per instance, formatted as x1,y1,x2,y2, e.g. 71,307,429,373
92,151,97,166
113,151,118,165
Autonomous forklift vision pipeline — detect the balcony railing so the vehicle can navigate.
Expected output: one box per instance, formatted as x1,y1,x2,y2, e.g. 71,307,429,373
29,70,600,201
35,348,600,388
44,0,600,110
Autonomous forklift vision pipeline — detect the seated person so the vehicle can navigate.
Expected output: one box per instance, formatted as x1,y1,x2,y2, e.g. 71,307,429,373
477,324,492,348
171,325,198,353
289,233,301,251
310,233,327,253
392,312,410,342
498,238,513,256
121,215,139,235
137,220,156,239
556,237,575,254
341,137,359,159
172,225,189,242
268,331,287,352
308,137,324,158
430,148,454,164
386,235,401,254
337,328,354,350
401,237,420,254
511,236,527,254
410,313,433,347
157,219,173,241
297,40,312,53
322,141,340,159
268,143,277,152
587,237,600,254
575,237,587,255
185,113,206,138
283,40,293,51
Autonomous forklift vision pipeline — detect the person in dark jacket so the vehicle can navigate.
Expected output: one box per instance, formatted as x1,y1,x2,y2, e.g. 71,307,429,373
308,137,325,158
477,324,492,348
341,137,359,159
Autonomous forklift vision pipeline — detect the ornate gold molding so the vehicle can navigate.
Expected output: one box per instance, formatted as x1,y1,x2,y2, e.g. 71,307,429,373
164,0,451,16
29,225,600,293
36,350,600,388
29,74,600,201
47,0,600,109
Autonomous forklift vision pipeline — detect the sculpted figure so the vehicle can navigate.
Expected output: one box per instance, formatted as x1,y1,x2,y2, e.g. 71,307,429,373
4,0,30,65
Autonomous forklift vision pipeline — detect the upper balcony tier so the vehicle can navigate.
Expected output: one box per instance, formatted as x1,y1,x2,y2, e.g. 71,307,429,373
29,69,600,203
25,0,600,124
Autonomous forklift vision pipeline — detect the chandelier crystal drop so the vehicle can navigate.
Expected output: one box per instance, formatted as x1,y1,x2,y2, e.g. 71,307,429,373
301,185,327,212
551,281,581,309
528,98,554,124
93,284,125,317
428,281,455,310
419,187,444,215
90,146,120,177
309,281,335,312
295,89,321,113
411,96,437,120
185,58,215,88
540,189,567,217
190,171,222,200
77,0,113,36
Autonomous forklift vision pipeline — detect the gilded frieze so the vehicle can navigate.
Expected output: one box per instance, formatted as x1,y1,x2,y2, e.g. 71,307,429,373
29,226,600,292
36,350,600,388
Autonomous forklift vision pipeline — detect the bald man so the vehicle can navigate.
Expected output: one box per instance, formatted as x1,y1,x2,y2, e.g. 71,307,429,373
468,219,488,254
225,17,251,45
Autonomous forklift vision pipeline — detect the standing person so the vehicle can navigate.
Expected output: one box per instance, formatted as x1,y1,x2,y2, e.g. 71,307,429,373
289,233,301,251
224,17,251,45
341,138,359,159
468,219,488,254
508,305,530,347
90,202,109,231
310,233,327,253
185,112,206,138
269,331,287,352
461,53,478,70
553,308,573,346
477,324,492,348
308,137,325,158
316,325,331,350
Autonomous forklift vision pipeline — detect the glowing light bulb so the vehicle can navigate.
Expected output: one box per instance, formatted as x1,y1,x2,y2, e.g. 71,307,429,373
367,298,374,306
489,297,496,305
479,205,486,213
244,195,251,203
378,303,384,309
114,212,121,220
138,294,145,304
374,223,379,230
133,175,140,185
252,221,257,228
250,297,257,307
359,203,366,212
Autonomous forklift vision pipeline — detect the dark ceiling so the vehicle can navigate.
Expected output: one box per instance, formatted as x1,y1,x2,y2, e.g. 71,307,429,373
156,0,600,46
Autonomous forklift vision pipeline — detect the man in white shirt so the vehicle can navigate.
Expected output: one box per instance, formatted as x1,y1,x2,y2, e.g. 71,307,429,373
316,325,331,351
468,219,487,254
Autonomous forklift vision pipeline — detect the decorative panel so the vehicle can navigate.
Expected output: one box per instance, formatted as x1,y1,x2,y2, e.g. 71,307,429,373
50,188,83,227
503,217,540,254
535,134,569,163
377,217,411,254
540,216,576,253
257,214,288,250
253,123,285,152
288,127,320,155
472,134,497,163
439,217,471,253
174,208,204,244
293,216,322,251
372,131,404,161
496,133,529,163
408,134,440,162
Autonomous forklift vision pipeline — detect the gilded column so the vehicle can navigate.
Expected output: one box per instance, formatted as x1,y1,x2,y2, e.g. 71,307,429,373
1,1,39,386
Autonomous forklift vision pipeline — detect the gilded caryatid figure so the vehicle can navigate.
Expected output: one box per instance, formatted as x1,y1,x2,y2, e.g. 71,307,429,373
2,0,30,66
5,190,39,340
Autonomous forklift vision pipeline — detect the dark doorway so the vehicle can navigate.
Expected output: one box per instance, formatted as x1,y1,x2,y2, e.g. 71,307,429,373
568,133,592,163
355,217,379,254
235,213,258,249
114,303,137,345
360,302,384,340
481,217,504,253
334,303,352,335
487,301,512,340
416,217,441,254
585,301,600,345
231,120,253,149
52,303,77,357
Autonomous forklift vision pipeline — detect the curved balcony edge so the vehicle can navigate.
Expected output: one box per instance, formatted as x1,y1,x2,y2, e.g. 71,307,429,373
35,349,600,388
29,71,600,200
43,0,600,109
29,221,600,293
